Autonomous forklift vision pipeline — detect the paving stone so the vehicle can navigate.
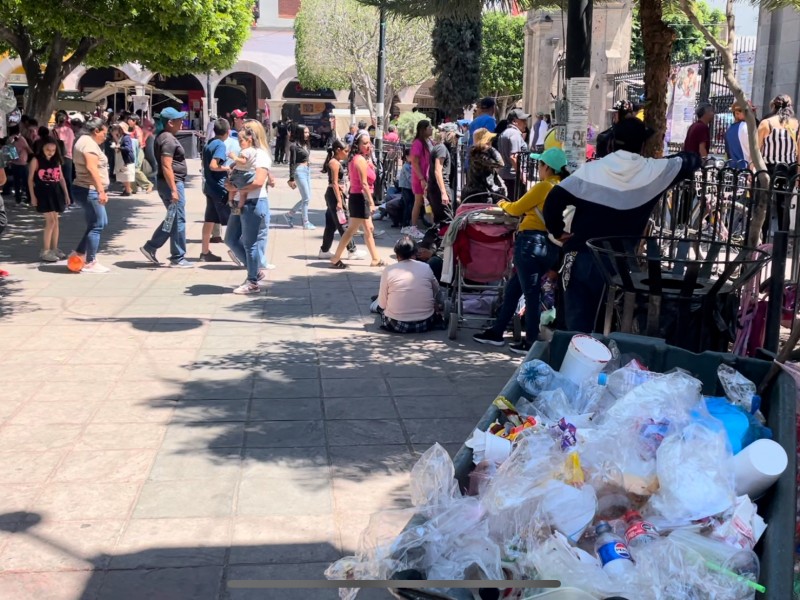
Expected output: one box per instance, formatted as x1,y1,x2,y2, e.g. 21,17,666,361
34,482,141,521
244,420,326,448
149,451,241,481
225,563,340,600
52,450,155,483
322,395,397,420
0,571,99,600
321,377,389,398
160,422,246,450
230,516,341,565
249,397,323,421
96,566,223,600
0,424,83,451
236,476,333,517
0,450,65,484
325,419,407,446
134,478,237,519
76,424,166,450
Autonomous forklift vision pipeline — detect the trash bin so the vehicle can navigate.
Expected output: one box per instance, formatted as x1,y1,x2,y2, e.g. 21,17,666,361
392,332,796,600
175,130,200,160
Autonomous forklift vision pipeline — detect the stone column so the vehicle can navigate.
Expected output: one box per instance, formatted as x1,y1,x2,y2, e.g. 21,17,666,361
523,11,564,118
589,2,633,131
266,100,285,122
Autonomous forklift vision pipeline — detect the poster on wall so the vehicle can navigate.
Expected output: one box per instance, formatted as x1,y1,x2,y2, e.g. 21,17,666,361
666,64,701,146
565,77,590,170
736,51,755,101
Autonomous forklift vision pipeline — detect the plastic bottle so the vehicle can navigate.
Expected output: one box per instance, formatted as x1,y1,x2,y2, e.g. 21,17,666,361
594,521,635,576
598,361,664,399
623,510,659,548
336,208,347,225
517,360,580,399
162,203,178,232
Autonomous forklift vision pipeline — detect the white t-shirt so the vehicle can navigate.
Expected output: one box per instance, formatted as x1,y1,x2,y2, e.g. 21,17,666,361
378,260,439,322
246,148,272,200
233,147,258,172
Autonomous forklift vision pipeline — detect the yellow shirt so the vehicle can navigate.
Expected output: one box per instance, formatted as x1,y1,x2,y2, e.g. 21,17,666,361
498,175,560,231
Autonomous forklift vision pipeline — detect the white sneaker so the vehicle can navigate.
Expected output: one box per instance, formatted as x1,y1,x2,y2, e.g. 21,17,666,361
318,250,333,259
302,222,317,230
348,249,367,260
406,226,424,240
82,261,110,274
233,282,260,295
54,249,66,260
373,229,386,238
227,250,244,267
40,250,58,263
400,226,413,235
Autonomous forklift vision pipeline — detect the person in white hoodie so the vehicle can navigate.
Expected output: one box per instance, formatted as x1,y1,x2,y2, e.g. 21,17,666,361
543,118,701,333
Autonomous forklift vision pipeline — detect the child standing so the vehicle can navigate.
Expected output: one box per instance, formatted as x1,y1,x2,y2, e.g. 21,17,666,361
28,137,70,262
398,148,415,228
227,129,258,214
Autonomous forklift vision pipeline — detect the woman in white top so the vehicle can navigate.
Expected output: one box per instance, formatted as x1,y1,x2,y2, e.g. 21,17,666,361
224,120,273,295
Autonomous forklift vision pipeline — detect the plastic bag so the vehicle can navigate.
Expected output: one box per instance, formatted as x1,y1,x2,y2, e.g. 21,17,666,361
539,480,597,543
648,421,736,521
410,443,460,511
718,364,757,414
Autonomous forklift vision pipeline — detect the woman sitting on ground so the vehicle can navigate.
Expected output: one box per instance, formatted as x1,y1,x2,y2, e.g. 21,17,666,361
377,236,440,334
462,127,506,203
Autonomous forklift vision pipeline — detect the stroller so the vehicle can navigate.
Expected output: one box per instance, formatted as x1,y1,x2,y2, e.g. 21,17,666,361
441,204,519,339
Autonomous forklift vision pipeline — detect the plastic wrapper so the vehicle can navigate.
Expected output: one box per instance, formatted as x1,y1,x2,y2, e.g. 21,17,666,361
410,443,459,511
718,364,757,414
710,495,767,551
649,421,736,521
517,360,579,401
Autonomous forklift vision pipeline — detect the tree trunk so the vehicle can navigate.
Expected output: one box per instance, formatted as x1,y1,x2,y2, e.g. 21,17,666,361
23,66,63,124
639,0,674,158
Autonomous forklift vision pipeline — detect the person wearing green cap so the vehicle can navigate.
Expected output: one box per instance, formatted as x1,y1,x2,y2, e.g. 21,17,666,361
473,147,569,354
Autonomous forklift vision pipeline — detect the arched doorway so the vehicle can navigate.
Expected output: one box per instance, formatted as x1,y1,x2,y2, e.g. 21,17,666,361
148,73,205,128
281,81,335,148
214,72,271,123
78,67,129,112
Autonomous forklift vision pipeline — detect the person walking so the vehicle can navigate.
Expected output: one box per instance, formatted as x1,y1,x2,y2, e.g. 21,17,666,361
725,101,752,169
402,119,433,239
284,124,315,229
54,110,75,205
461,128,506,202
110,122,135,196
473,148,568,353
28,137,70,262
498,109,530,201
683,102,715,159
200,117,234,262
224,120,273,294
318,139,365,260
330,132,386,269
139,107,193,268
758,94,799,234
543,118,701,333
274,119,288,164
70,118,111,273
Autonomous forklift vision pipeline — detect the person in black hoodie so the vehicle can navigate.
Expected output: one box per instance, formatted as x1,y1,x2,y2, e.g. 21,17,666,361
543,118,701,333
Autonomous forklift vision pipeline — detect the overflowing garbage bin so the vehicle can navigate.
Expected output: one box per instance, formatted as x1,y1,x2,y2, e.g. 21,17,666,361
327,332,796,600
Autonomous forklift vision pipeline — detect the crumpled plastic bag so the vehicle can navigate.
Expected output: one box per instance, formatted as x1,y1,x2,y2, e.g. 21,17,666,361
539,480,597,543
648,421,736,521
410,443,460,511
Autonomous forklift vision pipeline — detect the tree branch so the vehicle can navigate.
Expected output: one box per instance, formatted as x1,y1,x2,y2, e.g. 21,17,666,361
61,37,100,78
0,24,26,54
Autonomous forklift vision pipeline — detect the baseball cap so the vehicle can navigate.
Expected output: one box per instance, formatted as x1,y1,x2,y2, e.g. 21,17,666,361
612,118,654,152
530,147,568,172
439,122,463,137
232,109,247,119
160,107,187,121
508,108,531,121
478,97,496,110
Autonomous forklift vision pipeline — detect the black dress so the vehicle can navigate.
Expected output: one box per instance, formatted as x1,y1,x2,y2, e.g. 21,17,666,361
33,155,66,214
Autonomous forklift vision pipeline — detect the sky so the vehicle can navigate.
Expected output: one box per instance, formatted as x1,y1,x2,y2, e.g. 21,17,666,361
706,0,759,37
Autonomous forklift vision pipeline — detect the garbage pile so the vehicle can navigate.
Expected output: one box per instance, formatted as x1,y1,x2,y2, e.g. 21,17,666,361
326,335,790,600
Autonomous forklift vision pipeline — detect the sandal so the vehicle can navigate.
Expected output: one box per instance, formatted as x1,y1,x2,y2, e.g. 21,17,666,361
330,260,347,270
370,259,387,267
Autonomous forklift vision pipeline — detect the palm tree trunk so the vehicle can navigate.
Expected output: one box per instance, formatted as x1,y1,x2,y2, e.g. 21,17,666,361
639,0,674,158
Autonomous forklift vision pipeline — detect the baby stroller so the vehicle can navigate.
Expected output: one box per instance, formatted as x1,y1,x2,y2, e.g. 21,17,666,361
441,204,518,339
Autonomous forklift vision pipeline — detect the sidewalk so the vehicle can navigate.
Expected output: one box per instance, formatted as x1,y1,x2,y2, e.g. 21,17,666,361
0,155,518,600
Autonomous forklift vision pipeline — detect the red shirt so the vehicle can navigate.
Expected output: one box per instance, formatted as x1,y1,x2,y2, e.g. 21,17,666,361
384,131,399,144
683,121,710,155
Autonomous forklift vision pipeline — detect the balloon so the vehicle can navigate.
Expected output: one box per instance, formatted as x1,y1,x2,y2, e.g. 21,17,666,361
0,88,17,113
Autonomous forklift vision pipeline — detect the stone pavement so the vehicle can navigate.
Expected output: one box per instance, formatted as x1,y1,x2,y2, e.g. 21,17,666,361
0,153,519,600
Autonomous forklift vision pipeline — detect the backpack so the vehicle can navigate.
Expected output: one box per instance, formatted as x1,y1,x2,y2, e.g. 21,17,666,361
0,139,19,168
595,127,614,158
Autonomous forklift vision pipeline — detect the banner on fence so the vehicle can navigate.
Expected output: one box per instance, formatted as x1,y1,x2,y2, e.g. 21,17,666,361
666,64,702,146
736,51,755,101
565,77,590,170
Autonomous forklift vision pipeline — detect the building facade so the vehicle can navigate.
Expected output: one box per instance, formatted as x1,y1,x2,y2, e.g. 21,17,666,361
752,6,800,115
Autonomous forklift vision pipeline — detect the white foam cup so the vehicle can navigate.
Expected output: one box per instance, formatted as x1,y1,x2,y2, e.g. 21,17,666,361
559,334,612,386
733,438,788,499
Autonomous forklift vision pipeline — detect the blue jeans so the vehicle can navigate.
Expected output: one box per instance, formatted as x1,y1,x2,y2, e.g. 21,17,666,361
564,250,606,333
144,180,186,262
226,197,269,283
290,164,311,223
10,163,28,203
491,231,559,343
62,158,74,203
74,186,108,264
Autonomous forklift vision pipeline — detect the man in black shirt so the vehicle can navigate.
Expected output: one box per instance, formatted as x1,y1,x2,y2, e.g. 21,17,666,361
274,120,288,164
140,107,192,268
544,118,701,332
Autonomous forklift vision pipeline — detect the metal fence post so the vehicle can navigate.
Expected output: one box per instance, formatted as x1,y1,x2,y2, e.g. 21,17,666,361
764,231,788,354
699,46,714,104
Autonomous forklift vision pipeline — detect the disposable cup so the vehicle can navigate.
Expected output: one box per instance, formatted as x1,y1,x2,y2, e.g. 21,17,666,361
733,438,788,498
559,334,612,386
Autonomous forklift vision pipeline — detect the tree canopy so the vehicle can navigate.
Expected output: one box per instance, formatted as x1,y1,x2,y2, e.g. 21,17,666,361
0,0,253,121
631,1,725,64
431,15,482,119
479,11,525,117
295,0,433,119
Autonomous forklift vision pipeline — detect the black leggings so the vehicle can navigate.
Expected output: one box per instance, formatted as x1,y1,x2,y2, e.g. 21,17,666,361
321,187,356,253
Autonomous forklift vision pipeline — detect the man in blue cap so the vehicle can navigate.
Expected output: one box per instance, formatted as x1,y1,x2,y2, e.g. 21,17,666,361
140,106,193,267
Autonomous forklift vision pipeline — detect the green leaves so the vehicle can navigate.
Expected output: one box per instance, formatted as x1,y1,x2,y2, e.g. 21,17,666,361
479,11,525,101
432,16,482,118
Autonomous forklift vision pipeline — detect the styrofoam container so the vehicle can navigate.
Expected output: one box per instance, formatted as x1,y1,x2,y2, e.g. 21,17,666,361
559,334,612,385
